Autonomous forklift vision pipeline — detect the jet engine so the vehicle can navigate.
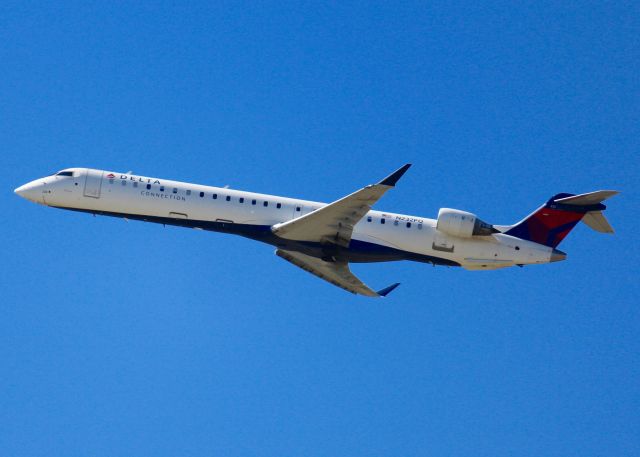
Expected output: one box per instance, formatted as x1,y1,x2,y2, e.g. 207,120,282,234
436,208,498,238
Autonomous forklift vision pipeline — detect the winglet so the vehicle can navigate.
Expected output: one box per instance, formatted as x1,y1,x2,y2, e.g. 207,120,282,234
377,282,401,297
379,164,411,187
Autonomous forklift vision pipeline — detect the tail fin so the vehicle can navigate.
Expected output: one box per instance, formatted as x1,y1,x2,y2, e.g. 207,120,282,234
504,190,619,248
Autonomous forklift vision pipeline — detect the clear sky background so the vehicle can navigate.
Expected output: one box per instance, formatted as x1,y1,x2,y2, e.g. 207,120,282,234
1,2,638,456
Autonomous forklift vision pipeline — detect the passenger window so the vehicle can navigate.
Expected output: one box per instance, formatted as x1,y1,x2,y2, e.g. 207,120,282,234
394,220,399,226
146,184,151,190
239,197,244,203
186,190,191,196
296,206,301,212
133,182,138,188
276,203,281,209
381,218,385,224
226,196,230,201
213,194,217,199
418,223,423,230
263,201,268,207
367,216,372,222
121,180,126,186
252,199,256,205
200,191,204,197
406,222,411,228
172,188,178,194
109,179,115,184
160,186,164,192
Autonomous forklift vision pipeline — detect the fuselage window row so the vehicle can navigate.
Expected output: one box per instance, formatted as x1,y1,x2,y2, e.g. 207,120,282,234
108,179,287,210
367,215,421,229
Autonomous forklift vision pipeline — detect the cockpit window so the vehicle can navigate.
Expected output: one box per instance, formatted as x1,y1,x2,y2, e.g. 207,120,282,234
56,171,74,177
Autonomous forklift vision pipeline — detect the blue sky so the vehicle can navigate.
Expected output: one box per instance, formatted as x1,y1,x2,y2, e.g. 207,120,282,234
1,2,638,456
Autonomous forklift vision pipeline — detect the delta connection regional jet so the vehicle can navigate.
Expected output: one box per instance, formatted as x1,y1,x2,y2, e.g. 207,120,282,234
15,165,618,297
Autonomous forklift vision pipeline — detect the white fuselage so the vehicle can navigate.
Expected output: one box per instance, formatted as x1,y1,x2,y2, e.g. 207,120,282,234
15,168,557,269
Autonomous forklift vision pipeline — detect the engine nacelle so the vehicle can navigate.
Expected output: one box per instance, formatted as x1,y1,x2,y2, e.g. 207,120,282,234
436,208,497,238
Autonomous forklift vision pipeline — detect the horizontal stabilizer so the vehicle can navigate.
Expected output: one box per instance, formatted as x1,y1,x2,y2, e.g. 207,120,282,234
582,211,615,233
554,191,618,234
554,190,619,206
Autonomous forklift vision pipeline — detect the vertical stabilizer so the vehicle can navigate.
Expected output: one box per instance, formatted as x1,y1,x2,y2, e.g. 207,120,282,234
505,190,618,247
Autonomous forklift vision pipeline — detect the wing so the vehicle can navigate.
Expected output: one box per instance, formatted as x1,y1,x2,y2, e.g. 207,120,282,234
276,249,399,297
271,164,411,247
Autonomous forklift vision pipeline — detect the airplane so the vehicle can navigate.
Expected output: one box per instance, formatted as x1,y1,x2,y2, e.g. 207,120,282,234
14,165,618,297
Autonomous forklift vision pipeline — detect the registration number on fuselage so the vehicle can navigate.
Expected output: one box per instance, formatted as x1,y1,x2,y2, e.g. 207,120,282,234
382,213,424,224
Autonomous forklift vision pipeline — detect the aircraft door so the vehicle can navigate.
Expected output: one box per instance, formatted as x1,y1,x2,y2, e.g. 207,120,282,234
83,169,103,198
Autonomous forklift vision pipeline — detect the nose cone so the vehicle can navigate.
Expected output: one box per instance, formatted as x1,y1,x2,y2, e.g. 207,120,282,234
550,248,567,262
14,180,44,203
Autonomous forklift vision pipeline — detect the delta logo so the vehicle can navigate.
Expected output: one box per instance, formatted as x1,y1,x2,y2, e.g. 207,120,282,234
114,173,162,185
